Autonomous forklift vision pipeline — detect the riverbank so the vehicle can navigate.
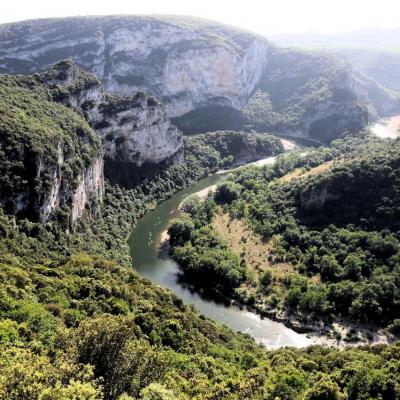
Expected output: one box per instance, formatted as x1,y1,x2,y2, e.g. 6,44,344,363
371,115,400,138
129,142,325,348
211,210,393,349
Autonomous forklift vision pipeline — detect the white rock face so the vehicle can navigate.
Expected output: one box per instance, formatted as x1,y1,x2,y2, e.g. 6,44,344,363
98,93,182,165
41,61,183,167
71,156,104,222
0,16,271,118
1,15,397,141
35,144,104,223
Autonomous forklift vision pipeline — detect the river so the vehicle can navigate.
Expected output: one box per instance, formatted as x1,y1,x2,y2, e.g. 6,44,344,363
128,141,314,349
128,116,400,349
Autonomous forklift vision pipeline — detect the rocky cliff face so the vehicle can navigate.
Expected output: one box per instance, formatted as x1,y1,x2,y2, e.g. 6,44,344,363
0,15,398,142
0,72,104,223
97,92,183,166
38,150,105,223
39,61,183,182
0,16,270,118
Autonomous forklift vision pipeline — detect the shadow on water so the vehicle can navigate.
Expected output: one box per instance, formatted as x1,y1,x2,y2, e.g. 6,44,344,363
128,150,314,348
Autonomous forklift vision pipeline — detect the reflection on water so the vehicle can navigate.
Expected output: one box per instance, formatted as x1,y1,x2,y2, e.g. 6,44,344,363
128,152,313,348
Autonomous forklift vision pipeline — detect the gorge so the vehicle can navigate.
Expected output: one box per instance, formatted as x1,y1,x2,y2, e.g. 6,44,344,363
1,16,399,143
1,13,400,400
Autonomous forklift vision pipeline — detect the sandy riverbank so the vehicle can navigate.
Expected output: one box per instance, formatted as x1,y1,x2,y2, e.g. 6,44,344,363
371,115,400,138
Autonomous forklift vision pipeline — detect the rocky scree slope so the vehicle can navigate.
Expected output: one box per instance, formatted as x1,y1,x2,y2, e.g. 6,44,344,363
0,15,398,141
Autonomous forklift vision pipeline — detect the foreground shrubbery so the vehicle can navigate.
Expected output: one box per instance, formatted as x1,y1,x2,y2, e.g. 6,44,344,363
1,127,400,398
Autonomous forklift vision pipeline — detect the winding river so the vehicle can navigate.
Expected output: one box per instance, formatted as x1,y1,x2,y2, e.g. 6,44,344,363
128,117,400,349
128,141,314,349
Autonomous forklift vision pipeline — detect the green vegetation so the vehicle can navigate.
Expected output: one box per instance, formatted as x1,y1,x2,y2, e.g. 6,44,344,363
243,50,369,143
169,135,400,332
174,50,370,144
1,63,399,398
169,198,247,294
0,70,102,221
187,130,283,166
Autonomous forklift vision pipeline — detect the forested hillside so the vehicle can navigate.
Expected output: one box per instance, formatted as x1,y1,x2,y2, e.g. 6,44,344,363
168,135,400,341
1,107,400,397
0,72,103,222
1,15,400,400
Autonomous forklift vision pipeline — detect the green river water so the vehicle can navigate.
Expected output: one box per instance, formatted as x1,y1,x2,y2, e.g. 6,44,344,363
127,118,399,348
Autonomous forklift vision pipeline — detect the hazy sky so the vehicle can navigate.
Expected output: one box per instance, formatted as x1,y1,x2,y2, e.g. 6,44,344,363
1,0,400,35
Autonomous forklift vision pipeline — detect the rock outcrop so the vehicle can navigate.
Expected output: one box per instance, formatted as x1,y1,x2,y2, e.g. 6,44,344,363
0,15,398,142
0,16,270,118
0,72,104,223
96,93,182,167
39,60,183,184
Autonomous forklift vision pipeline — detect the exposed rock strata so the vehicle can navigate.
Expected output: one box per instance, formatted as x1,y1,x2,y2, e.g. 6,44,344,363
41,61,183,171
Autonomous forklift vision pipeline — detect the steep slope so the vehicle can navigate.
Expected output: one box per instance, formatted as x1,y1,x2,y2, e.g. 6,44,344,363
0,72,104,223
0,59,185,221
0,15,398,142
335,49,400,93
0,15,270,117
178,138,400,330
243,49,370,142
39,60,183,185
298,139,400,230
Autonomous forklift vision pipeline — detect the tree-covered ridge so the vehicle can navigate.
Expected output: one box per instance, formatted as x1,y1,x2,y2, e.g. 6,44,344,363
296,142,400,231
37,59,101,104
168,136,400,334
0,71,102,221
187,130,283,166
243,49,370,143
0,119,399,398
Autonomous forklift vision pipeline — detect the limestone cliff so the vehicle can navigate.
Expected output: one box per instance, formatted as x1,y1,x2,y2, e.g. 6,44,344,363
0,16,270,118
0,15,398,142
0,72,104,223
39,61,183,183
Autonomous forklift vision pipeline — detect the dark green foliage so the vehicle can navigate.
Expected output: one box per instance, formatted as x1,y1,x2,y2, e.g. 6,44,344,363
214,136,400,326
298,140,400,230
168,217,195,246
0,133,399,397
172,106,245,134
186,130,283,165
0,70,101,220
173,226,247,293
215,181,242,204
243,49,369,143
0,65,399,398
169,196,246,294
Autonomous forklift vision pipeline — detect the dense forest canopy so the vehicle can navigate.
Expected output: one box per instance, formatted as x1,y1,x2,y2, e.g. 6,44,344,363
168,135,400,341
0,19,399,398
0,122,399,398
